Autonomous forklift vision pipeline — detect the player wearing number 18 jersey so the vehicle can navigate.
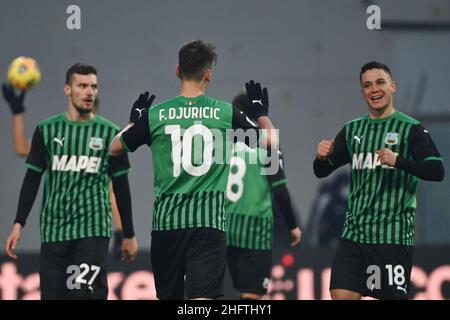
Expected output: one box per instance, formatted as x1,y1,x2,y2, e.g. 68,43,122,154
313,62,444,300
110,40,278,299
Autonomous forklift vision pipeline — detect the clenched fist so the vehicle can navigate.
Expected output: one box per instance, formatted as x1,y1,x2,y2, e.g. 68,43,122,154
377,148,398,167
316,140,335,160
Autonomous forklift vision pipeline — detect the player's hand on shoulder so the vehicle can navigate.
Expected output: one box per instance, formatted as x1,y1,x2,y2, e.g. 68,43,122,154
5,223,22,259
289,227,302,247
316,140,335,160
244,80,269,119
2,83,26,115
120,236,138,263
129,91,155,124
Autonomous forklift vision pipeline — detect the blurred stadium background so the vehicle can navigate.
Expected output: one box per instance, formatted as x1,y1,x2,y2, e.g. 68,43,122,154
0,0,449,299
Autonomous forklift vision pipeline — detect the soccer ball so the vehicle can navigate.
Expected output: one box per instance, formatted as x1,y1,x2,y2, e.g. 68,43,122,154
7,56,42,90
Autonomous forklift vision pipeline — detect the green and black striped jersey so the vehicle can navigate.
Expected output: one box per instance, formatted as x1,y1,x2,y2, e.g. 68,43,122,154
226,142,287,250
26,113,130,243
316,111,442,245
121,95,256,232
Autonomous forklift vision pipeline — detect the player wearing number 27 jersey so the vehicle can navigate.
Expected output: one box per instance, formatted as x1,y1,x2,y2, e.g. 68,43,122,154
5,64,136,300
110,40,278,300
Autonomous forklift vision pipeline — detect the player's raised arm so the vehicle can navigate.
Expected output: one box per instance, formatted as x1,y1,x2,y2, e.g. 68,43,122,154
313,127,350,178
316,139,335,161
2,83,31,157
110,92,155,156
244,80,278,150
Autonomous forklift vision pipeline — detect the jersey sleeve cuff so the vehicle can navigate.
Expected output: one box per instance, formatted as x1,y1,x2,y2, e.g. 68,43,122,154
424,156,443,161
25,163,44,173
271,178,288,188
111,168,131,177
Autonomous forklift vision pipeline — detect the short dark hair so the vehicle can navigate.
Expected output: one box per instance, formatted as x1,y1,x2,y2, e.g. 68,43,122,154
360,61,392,82
178,40,217,81
66,63,97,84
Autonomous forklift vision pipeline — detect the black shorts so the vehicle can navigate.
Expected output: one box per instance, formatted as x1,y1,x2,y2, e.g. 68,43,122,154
40,237,109,300
330,238,413,300
151,227,226,300
226,246,272,295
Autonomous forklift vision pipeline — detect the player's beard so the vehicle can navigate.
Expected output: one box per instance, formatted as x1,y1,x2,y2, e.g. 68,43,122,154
73,102,94,115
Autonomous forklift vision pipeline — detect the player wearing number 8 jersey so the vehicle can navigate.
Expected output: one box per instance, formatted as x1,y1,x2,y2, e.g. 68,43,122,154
110,40,278,299
225,93,302,300
313,62,444,300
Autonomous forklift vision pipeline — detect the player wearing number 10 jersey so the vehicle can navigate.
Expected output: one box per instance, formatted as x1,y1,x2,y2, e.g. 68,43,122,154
110,40,278,299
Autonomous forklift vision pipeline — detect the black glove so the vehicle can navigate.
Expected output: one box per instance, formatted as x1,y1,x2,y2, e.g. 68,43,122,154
2,83,26,114
244,80,269,119
129,91,155,123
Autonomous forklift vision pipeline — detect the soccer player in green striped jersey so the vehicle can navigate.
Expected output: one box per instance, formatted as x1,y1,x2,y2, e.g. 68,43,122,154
4,64,137,300
1,85,126,260
313,61,444,300
110,40,278,300
226,93,302,300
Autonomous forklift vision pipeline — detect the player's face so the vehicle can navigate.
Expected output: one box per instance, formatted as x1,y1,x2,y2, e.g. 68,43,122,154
65,73,98,114
360,69,396,114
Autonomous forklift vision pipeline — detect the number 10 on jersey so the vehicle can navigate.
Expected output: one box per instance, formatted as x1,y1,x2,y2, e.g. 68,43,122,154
165,124,214,177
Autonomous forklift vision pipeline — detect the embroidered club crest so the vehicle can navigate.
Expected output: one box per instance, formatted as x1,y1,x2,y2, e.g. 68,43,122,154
262,277,270,289
89,137,103,150
385,132,398,145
